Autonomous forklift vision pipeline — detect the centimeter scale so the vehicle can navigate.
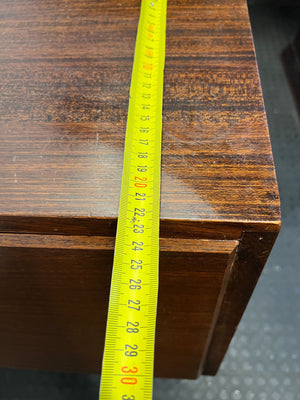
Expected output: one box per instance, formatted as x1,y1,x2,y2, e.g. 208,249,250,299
99,1,167,399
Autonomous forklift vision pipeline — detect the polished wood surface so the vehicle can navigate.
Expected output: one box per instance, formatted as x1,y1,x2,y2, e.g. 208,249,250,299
0,0,280,237
0,0,281,377
0,234,237,378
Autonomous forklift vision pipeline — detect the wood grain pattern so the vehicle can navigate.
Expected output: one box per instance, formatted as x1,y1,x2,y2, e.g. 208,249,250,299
0,234,237,378
0,0,280,237
0,233,236,253
0,0,281,377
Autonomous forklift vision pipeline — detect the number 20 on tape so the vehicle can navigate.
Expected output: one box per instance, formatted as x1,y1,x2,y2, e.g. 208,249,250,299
99,0,167,399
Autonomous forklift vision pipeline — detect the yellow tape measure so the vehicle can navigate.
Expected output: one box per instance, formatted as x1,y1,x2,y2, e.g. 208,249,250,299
99,1,167,399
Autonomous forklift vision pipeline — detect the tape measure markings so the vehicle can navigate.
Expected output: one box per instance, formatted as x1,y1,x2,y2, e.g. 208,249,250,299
99,1,167,399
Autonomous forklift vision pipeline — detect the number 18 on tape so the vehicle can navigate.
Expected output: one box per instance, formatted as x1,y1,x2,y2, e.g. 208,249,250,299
99,0,167,399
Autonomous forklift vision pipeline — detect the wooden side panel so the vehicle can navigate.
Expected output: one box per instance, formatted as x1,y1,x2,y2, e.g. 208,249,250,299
155,245,238,378
203,231,280,375
0,235,237,378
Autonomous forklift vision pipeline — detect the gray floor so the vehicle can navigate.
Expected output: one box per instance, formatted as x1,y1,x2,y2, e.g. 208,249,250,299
0,4,299,400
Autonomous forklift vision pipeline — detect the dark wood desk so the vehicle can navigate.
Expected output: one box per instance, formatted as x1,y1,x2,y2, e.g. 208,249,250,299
0,0,280,378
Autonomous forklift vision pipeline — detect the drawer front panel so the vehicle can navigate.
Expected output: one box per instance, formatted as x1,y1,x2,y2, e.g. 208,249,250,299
0,235,237,378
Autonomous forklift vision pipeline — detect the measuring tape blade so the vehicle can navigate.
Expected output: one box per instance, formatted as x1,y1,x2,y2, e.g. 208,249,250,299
99,1,167,399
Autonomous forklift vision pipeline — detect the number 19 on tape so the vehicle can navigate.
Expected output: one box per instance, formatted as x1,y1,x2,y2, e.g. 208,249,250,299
99,0,167,399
